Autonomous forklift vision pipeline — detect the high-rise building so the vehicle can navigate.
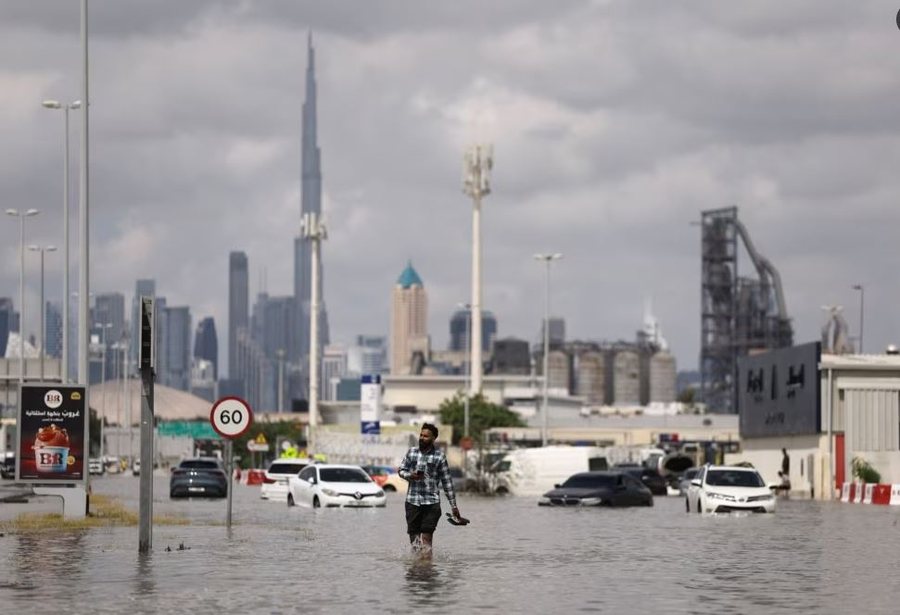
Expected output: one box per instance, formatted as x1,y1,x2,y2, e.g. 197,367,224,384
193,316,218,380
160,305,191,391
449,309,497,353
228,251,249,379
45,301,62,358
390,262,429,375
293,34,330,394
347,334,387,376
538,317,566,349
94,293,126,342
321,345,347,402
0,298,15,357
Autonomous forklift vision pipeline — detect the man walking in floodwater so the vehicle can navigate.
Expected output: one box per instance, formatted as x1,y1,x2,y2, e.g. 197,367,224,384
398,423,462,553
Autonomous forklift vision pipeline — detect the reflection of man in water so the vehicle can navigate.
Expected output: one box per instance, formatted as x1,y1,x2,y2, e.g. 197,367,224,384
398,423,461,554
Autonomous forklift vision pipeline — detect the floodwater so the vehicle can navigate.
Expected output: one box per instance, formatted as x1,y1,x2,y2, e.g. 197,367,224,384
2,475,900,614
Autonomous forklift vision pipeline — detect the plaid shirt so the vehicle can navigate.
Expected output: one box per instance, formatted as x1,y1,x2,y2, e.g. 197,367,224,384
398,446,457,509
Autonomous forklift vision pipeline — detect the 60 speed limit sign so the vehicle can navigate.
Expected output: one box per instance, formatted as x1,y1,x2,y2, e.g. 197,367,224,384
210,396,254,439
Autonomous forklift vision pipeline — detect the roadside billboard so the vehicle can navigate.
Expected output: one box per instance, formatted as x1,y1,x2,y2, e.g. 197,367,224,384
360,374,382,435
16,384,88,483
737,342,821,438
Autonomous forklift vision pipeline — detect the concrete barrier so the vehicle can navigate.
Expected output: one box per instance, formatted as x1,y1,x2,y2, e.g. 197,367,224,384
839,482,900,505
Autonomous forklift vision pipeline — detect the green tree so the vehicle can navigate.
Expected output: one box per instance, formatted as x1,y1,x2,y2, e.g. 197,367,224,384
438,393,526,445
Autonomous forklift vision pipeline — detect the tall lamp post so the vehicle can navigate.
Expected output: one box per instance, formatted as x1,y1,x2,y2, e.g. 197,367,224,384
301,211,327,448
457,302,472,438
463,144,492,395
852,284,864,354
534,253,563,447
42,99,81,382
28,245,57,380
6,208,40,382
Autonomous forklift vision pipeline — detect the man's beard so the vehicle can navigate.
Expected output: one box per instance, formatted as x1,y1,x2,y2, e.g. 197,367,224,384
418,440,428,449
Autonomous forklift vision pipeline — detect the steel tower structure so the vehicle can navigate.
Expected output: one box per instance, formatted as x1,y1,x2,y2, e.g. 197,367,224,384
700,207,793,413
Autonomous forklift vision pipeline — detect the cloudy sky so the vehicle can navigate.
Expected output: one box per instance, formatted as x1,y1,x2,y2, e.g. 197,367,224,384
2,1,900,375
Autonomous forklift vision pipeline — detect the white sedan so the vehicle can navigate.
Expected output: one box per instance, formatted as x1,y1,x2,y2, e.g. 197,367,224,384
287,464,386,508
686,464,775,514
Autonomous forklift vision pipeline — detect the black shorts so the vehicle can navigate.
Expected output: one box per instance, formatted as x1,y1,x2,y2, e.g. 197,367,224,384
406,502,442,535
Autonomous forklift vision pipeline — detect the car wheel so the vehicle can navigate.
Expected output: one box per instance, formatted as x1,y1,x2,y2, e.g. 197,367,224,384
313,496,321,508
287,493,295,507
383,485,396,492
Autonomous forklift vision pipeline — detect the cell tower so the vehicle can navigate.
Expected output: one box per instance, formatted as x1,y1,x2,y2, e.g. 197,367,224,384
700,206,793,413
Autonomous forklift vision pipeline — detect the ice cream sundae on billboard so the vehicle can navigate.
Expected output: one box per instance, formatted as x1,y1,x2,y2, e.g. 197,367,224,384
34,424,71,473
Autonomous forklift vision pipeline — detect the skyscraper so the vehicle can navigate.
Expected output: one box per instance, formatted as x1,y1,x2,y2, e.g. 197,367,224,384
228,251,249,379
449,309,497,353
193,316,218,380
44,301,62,358
160,305,191,391
293,34,330,392
390,262,429,375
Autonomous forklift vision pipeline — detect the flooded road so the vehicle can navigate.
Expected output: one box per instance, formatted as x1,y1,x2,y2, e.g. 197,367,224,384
2,475,900,613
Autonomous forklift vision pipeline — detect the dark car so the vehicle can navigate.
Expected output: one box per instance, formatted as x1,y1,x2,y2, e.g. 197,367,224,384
539,471,653,507
170,457,228,498
1,453,15,479
612,464,668,496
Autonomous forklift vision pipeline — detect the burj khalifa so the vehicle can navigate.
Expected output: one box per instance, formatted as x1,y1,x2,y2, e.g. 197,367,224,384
293,33,330,400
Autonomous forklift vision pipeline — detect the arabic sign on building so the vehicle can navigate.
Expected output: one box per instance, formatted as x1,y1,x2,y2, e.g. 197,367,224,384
737,342,821,438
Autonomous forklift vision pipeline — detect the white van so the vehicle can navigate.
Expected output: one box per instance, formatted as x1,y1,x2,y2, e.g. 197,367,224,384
489,446,610,497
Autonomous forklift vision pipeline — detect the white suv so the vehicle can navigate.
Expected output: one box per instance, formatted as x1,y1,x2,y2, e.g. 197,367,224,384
260,457,314,501
686,464,775,514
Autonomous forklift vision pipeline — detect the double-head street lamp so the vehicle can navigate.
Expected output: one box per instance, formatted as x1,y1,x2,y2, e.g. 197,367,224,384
534,252,563,447
42,99,81,382
28,244,57,380
6,208,40,382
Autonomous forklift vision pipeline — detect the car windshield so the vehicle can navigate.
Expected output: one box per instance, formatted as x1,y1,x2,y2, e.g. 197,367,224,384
320,468,371,483
705,469,765,487
561,474,616,488
180,459,220,469
268,462,307,475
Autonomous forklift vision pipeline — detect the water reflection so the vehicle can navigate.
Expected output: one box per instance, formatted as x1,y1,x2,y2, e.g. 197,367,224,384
12,531,86,596
134,553,155,599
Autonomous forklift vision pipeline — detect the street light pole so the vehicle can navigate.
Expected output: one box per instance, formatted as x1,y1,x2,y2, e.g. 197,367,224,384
463,145,492,396
6,208,40,383
534,253,562,447
42,99,81,382
458,302,472,438
301,212,327,448
852,284,864,354
28,245,57,380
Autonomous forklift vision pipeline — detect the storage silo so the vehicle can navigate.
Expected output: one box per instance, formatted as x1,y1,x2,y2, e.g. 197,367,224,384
548,349,571,392
575,351,606,404
649,351,677,402
613,349,641,405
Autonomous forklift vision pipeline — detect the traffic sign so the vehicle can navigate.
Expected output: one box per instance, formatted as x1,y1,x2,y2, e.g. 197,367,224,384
210,396,253,439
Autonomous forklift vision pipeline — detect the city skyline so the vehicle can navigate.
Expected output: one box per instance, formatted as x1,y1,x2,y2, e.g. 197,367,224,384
3,3,900,374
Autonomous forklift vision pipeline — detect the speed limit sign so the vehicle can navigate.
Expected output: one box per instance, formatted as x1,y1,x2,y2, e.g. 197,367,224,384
210,396,254,439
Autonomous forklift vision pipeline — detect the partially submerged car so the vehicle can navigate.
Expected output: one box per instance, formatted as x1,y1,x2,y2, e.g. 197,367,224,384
539,471,653,507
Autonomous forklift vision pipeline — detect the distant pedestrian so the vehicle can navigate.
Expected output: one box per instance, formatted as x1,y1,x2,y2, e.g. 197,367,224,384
781,448,790,476
398,423,462,555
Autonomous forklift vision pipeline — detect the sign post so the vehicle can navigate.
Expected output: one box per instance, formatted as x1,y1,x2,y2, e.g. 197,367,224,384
138,296,155,554
210,396,253,530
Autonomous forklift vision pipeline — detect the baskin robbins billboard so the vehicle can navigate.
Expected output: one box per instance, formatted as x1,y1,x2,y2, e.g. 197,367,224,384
16,384,88,483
